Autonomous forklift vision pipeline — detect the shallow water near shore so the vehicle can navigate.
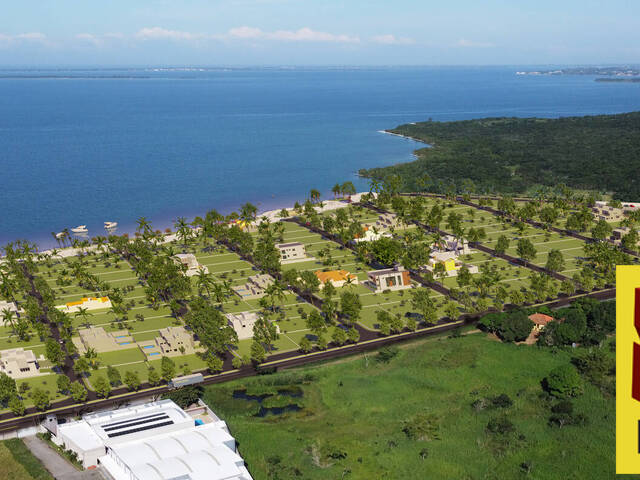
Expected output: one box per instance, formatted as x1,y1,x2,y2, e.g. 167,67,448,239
1,65,639,248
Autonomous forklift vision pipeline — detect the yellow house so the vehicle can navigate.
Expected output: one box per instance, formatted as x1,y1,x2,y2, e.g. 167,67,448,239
442,258,457,272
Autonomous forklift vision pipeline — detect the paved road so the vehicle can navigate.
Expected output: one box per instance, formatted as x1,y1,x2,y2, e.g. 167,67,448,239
22,435,106,480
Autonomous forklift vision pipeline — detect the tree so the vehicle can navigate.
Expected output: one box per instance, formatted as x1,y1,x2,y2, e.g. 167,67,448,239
250,340,266,363
369,237,403,266
591,219,613,241
148,366,161,386
299,336,312,353
543,365,583,398
124,371,141,391
73,357,90,376
32,388,50,411
94,376,112,398
444,302,459,320
56,375,71,394
411,288,437,324
499,310,533,342
309,189,321,203
253,317,279,352
456,265,472,291
70,382,88,402
0,372,17,403
9,396,25,416
184,298,238,355
161,356,176,383
331,183,341,198
347,327,360,343
516,238,537,266
306,310,327,338
494,235,510,255
545,249,565,273
340,291,362,324
107,365,122,386
331,327,347,346
205,354,223,373
45,339,65,368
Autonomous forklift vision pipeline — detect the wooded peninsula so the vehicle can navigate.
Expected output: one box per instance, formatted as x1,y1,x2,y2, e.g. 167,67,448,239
360,112,640,200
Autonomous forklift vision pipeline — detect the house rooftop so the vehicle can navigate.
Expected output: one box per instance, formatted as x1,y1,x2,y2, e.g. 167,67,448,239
276,242,304,248
528,313,554,326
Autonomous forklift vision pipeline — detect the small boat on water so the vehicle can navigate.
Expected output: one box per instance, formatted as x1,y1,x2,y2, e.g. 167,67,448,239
55,232,65,239
71,225,88,234
104,221,118,229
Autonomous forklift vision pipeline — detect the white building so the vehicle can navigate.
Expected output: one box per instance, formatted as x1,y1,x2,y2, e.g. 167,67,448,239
225,312,280,340
352,228,392,243
232,274,275,299
366,265,413,293
275,242,308,264
56,399,253,480
0,348,43,379
174,253,209,277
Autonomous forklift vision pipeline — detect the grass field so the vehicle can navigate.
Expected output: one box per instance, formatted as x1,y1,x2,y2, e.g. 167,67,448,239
0,439,52,480
203,333,627,480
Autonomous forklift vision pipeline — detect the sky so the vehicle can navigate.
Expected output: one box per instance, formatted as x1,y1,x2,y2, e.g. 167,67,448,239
1,0,639,66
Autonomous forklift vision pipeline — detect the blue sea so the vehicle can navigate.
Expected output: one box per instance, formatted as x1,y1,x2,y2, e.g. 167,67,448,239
1,66,639,248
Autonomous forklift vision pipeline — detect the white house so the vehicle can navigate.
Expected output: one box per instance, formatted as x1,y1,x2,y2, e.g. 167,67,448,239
225,312,280,340
0,348,43,379
276,242,308,264
366,265,413,293
174,253,209,277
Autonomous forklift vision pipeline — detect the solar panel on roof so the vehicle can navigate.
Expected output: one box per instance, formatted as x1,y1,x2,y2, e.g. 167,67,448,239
107,420,174,438
103,414,170,432
102,412,167,428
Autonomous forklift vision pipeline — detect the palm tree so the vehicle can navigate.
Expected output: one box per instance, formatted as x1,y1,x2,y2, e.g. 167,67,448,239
75,307,93,329
239,203,258,223
211,281,232,305
309,189,321,204
2,309,16,335
174,217,192,249
195,269,215,298
265,281,286,312
331,183,341,199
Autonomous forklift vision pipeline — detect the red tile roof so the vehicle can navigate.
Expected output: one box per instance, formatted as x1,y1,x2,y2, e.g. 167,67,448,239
528,313,554,326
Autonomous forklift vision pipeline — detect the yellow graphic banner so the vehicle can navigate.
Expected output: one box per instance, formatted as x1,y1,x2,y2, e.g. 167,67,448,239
617,266,640,473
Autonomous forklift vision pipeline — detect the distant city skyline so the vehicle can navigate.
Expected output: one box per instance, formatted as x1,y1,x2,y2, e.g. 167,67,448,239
1,1,639,66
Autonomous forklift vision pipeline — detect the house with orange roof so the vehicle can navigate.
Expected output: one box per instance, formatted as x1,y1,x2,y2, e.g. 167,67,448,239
314,270,359,289
528,312,554,332
56,296,112,314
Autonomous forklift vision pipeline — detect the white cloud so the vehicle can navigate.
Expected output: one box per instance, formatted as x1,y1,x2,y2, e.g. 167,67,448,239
135,26,360,44
227,26,263,39
372,34,414,45
267,27,360,43
135,27,205,41
0,32,47,45
75,33,102,46
455,38,495,48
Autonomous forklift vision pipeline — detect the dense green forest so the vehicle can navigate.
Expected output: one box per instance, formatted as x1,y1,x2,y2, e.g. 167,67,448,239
360,112,640,200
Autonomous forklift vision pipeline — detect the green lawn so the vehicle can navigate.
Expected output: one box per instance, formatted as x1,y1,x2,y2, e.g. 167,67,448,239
203,333,625,480
0,439,53,480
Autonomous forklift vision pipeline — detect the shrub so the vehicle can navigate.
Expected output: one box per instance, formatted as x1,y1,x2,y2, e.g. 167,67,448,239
402,412,441,441
543,364,583,398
